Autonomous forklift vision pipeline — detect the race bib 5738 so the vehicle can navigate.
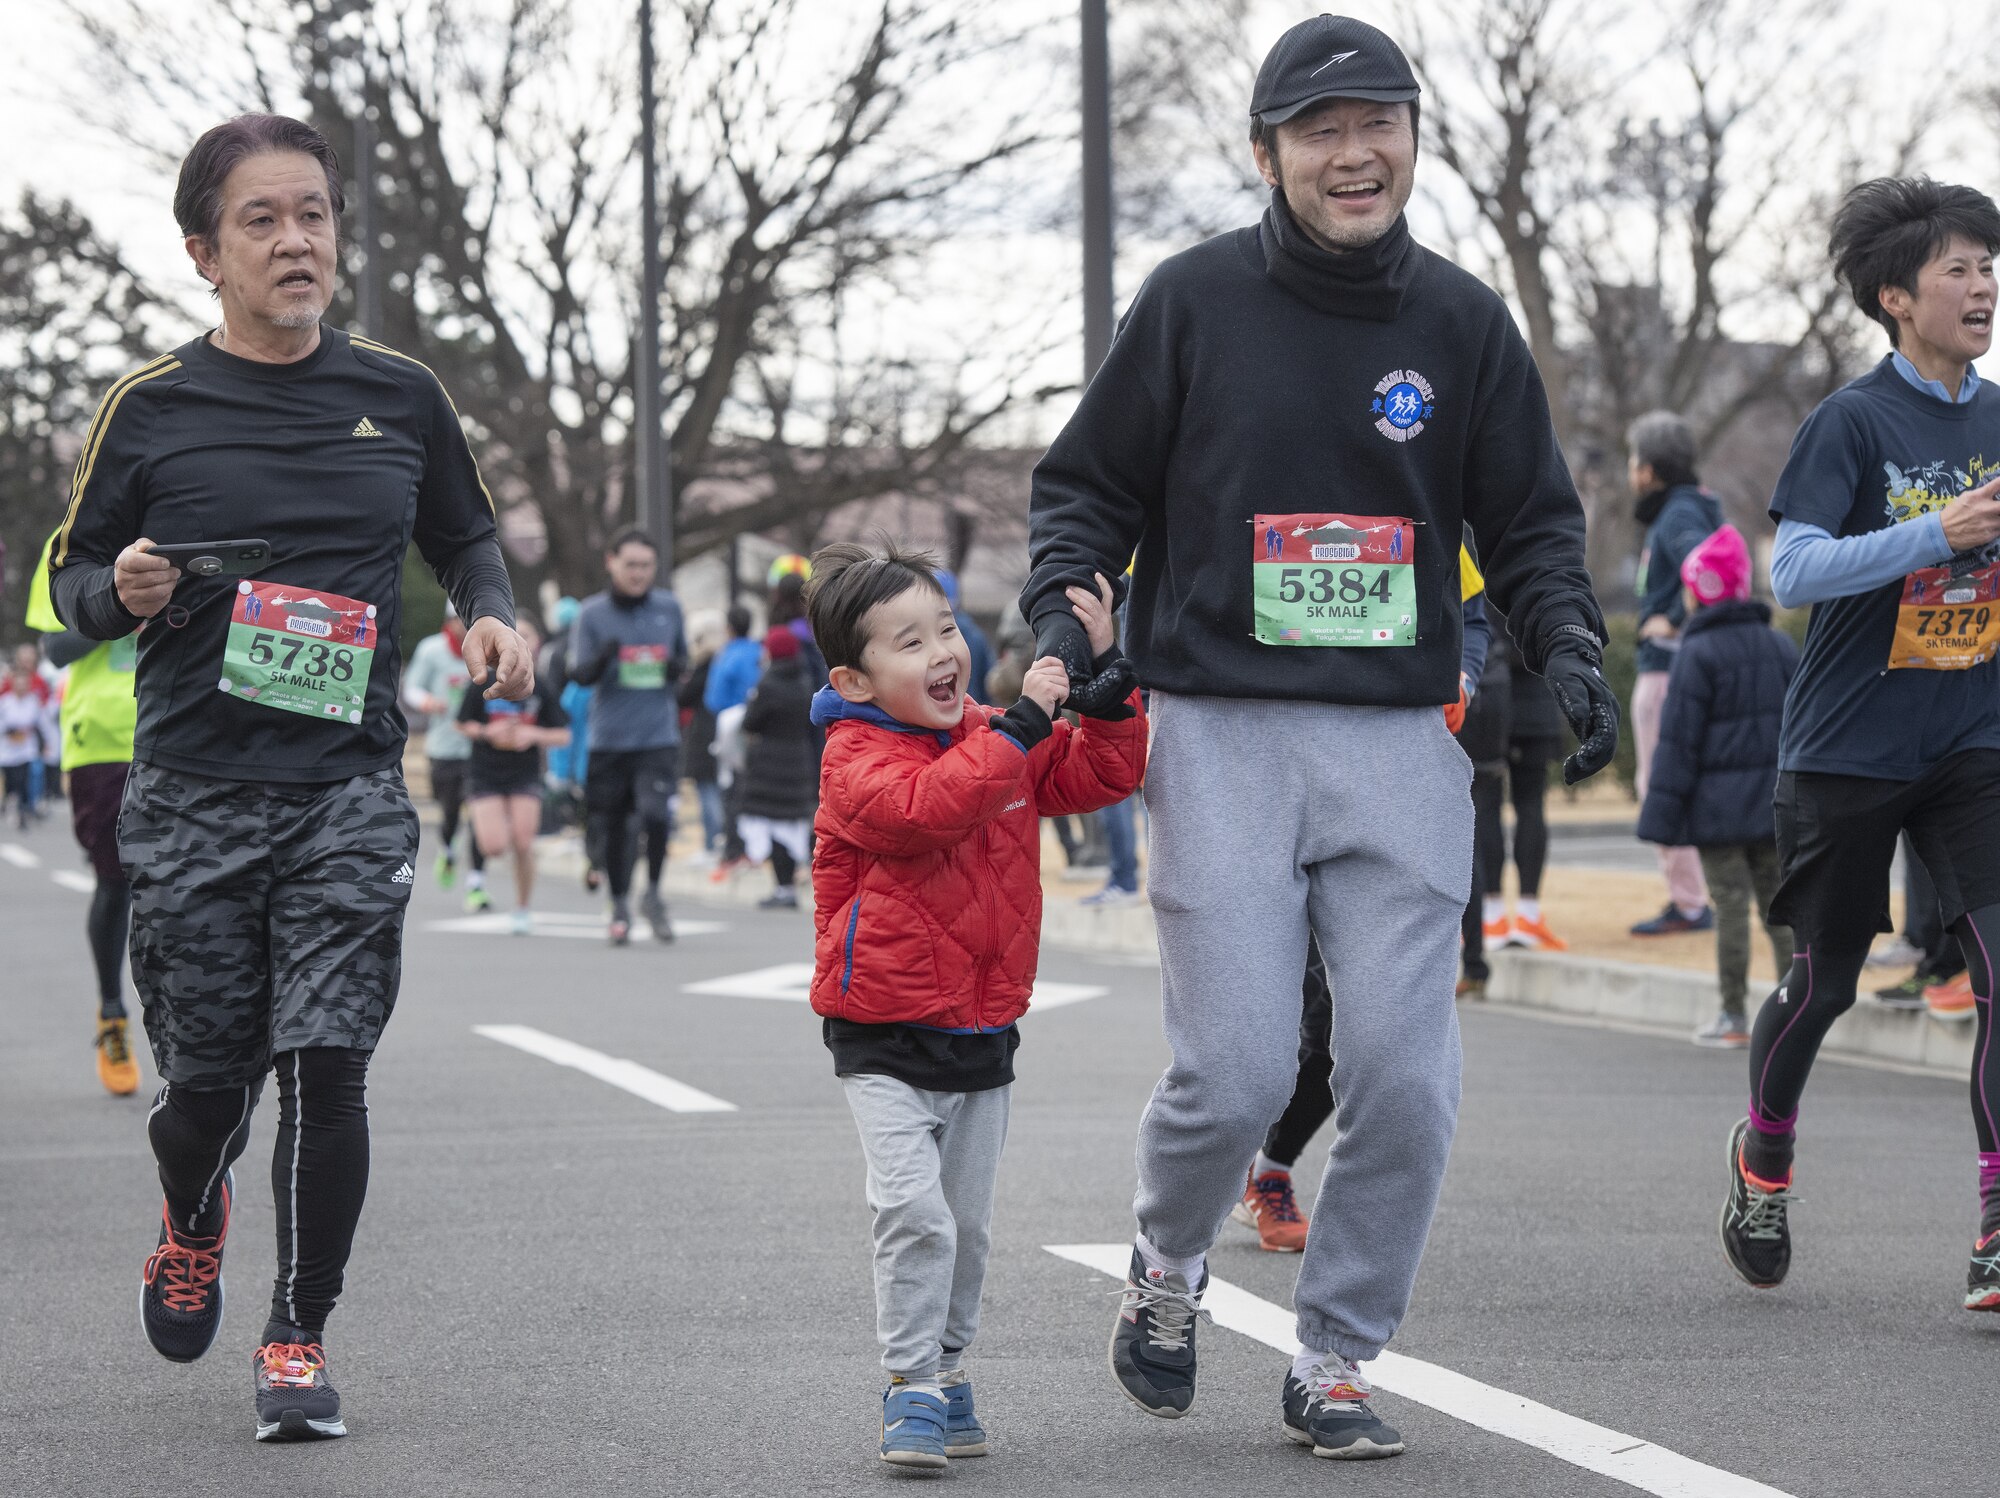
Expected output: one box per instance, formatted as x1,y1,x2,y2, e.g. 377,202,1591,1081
218,579,377,725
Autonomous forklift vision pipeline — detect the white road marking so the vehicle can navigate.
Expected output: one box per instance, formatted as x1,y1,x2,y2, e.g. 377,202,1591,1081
50,870,97,893
682,962,1106,1012
427,912,726,941
473,1024,737,1113
1044,1244,1793,1498
0,843,41,869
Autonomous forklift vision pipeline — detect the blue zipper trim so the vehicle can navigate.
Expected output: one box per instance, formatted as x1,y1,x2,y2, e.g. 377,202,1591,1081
840,898,862,993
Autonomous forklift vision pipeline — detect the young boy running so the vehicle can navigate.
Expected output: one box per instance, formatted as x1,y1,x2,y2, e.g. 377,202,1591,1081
1722,177,2000,1311
805,541,1146,1469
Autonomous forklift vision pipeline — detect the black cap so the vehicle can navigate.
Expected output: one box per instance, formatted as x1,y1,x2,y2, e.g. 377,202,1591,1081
1250,14,1419,124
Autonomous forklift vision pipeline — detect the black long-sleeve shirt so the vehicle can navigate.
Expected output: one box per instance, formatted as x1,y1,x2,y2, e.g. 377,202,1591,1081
1022,207,1603,707
49,328,514,783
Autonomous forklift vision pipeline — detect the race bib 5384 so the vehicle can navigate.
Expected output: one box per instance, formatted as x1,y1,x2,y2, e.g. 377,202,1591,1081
1252,513,1416,647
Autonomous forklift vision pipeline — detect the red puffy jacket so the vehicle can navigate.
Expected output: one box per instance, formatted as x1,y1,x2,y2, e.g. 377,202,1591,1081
809,686,1147,1030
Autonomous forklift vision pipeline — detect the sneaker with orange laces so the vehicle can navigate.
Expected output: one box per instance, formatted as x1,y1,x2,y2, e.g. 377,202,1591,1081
255,1335,346,1441
95,1017,139,1096
1509,913,1569,952
141,1170,232,1363
1228,1167,1310,1252
1925,972,1978,1022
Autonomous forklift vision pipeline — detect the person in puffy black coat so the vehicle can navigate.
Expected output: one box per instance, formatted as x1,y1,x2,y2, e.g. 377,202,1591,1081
1637,525,1798,1047
737,628,821,908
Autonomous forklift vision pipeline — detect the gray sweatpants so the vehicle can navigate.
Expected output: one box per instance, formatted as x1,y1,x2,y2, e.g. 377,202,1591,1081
1134,693,1471,1362
842,1073,1011,1380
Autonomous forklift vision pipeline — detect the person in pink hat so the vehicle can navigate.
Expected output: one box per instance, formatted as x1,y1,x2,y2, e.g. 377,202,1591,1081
1636,524,1800,1046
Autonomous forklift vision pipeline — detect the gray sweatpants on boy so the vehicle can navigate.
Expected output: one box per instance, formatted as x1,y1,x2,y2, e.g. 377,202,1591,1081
842,1073,1011,1380
1135,693,1470,1362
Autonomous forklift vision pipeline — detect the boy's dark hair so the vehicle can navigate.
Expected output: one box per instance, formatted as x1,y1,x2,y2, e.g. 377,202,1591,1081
606,525,658,555
804,540,947,672
1830,177,2000,347
725,603,752,638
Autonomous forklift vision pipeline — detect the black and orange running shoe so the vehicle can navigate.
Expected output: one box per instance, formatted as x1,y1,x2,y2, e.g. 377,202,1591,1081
140,1170,232,1362
1719,1120,1793,1289
255,1337,347,1441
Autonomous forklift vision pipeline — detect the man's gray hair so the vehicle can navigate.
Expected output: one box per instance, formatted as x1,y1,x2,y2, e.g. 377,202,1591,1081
1626,410,1699,484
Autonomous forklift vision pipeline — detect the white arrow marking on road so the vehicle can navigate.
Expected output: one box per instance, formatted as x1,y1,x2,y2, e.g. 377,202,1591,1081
473,1024,737,1113
0,843,41,869
1044,1245,1794,1498
682,962,1106,1012
50,870,97,893
428,912,726,941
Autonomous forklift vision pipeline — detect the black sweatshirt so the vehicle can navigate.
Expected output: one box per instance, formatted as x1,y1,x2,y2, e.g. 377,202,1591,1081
49,327,514,783
1023,201,1603,706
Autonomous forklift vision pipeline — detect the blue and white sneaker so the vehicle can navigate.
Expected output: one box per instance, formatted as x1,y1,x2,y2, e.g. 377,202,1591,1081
1282,1354,1404,1458
940,1369,987,1457
880,1380,948,1469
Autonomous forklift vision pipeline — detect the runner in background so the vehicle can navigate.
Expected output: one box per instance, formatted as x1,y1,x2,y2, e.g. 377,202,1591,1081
401,602,488,908
25,535,141,1096
570,527,686,945
457,616,568,934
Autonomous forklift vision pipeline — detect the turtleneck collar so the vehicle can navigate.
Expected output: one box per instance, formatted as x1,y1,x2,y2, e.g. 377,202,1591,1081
1258,189,1419,321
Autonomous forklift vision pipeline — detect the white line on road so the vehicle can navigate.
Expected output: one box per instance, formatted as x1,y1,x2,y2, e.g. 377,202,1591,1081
683,962,1107,1012
472,1024,737,1113
0,843,41,869
50,870,96,893
427,912,726,941
1043,1244,1792,1498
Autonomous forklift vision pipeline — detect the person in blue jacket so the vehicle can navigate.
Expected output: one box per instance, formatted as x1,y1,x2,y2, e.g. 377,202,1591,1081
1637,524,1797,1049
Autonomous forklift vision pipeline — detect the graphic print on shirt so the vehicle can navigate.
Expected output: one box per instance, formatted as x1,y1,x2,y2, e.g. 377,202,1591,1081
1370,368,1436,443
1886,453,2000,670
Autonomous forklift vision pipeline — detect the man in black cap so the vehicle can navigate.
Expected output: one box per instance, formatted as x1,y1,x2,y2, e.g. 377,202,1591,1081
1023,13,1616,1460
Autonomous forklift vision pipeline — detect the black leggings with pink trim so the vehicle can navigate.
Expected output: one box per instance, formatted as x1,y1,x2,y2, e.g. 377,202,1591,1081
1744,904,2000,1178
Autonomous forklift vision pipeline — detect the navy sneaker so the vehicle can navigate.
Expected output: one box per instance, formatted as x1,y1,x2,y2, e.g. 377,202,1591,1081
880,1381,948,1469
940,1370,987,1457
1282,1356,1405,1459
254,1337,347,1441
1630,903,1715,936
1720,1118,1794,1288
1108,1245,1209,1418
140,1171,232,1363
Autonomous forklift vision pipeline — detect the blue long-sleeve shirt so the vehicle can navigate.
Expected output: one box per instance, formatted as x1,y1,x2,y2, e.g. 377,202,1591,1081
702,636,764,714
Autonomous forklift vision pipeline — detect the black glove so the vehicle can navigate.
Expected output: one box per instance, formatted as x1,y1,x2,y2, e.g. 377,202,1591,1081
991,696,1054,751
1542,628,1620,785
1032,610,1094,684
1067,649,1139,720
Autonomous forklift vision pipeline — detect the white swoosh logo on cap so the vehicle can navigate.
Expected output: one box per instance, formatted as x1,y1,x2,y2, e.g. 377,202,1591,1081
1308,49,1360,77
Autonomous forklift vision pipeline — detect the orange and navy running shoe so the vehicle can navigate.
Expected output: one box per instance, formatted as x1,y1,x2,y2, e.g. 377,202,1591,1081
1719,1120,1793,1289
255,1338,346,1441
141,1170,232,1363
1230,1168,1310,1253
1968,1225,2000,1312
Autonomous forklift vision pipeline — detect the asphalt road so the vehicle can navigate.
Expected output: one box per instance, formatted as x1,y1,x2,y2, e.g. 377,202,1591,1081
2,809,1994,1498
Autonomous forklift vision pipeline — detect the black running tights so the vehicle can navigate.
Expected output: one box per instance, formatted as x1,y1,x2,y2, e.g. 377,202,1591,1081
771,842,798,890
1746,902,2000,1178
1508,740,1554,897
149,1048,372,1338
88,877,131,1019
1263,943,1335,1166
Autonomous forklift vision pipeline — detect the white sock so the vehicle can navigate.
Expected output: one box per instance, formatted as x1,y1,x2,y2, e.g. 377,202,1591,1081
1482,895,1506,925
1679,902,1707,921
1134,1231,1205,1286
1253,1150,1290,1178
938,1366,969,1387
891,1375,943,1398
1517,896,1541,923
1292,1347,1334,1384
467,870,485,889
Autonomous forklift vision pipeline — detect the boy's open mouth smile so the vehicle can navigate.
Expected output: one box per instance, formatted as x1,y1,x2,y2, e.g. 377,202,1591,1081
926,671,958,705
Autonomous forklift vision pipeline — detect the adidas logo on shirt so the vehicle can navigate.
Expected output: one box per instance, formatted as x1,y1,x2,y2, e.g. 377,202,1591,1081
390,862,415,884
352,417,384,438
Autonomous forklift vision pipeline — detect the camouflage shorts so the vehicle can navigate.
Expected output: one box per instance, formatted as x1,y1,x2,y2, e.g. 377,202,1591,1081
119,762,420,1087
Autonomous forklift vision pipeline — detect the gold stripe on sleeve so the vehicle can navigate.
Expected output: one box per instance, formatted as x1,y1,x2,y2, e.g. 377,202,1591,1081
53,355,182,567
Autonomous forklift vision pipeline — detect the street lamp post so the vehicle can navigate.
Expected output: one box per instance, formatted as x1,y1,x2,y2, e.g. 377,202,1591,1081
1080,0,1114,381
636,0,675,571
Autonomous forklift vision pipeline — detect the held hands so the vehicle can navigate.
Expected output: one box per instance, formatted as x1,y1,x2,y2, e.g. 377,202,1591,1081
463,616,535,701
1940,475,2000,553
1019,655,1071,718
114,539,179,618
1065,572,1118,656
